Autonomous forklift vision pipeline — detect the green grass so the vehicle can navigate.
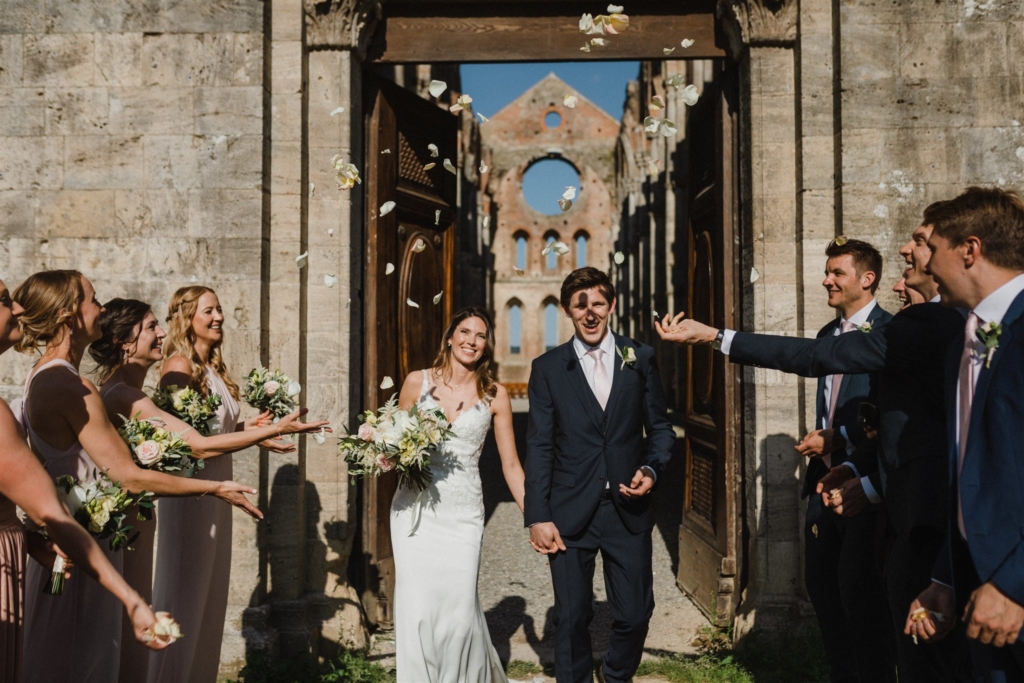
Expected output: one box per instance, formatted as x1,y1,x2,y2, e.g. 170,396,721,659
506,659,543,678
226,649,395,683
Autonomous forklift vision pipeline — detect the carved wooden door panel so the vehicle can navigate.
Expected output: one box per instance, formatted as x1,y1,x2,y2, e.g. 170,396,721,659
361,74,457,628
677,65,742,625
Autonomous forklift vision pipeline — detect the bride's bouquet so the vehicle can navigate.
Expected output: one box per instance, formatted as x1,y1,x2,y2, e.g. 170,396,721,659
242,367,301,420
152,385,222,436
339,394,455,491
38,472,155,595
118,414,203,477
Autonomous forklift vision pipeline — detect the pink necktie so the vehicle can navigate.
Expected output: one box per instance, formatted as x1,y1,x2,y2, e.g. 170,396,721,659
958,312,981,537
826,320,857,429
587,348,610,410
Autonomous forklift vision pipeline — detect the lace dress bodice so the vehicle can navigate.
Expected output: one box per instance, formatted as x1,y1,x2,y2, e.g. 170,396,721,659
392,371,492,516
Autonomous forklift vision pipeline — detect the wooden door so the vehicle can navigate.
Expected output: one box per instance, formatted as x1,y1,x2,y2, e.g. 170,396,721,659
361,74,457,628
677,64,742,626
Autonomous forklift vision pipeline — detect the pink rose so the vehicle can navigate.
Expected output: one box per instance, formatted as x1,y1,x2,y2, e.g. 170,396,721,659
358,423,375,441
264,380,281,395
136,440,163,466
376,454,394,472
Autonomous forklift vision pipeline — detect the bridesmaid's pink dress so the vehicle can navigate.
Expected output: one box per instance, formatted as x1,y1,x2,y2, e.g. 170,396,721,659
149,367,239,683
0,494,25,683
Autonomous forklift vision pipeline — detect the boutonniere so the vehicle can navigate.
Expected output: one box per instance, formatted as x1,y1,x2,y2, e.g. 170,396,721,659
976,321,1002,368
617,345,636,370
857,321,873,333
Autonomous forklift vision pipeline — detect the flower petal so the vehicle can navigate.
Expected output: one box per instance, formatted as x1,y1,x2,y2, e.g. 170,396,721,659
564,94,578,108
660,119,678,137
380,376,395,390
644,116,660,134
477,112,489,123
406,298,420,308
412,238,426,253
681,38,695,48
330,106,345,116
579,13,594,32
591,37,610,46
681,84,700,106
443,158,457,175
608,14,629,33
479,162,489,174
435,209,441,225
648,159,660,176
312,427,327,445
385,262,395,275
558,198,573,212
381,149,391,154
432,291,443,305
308,182,315,198
324,274,338,288
482,216,490,229
562,186,577,201
513,266,525,276
668,74,686,89
607,4,624,12
614,251,625,264
296,251,308,269
663,47,676,55
651,95,665,110
423,162,436,170
580,43,591,52
428,143,439,158
541,243,552,256
379,201,396,217
750,267,760,283
553,241,570,255
428,80,447,98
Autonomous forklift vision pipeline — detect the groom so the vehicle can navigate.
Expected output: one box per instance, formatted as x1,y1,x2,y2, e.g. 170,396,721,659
525,267,675,683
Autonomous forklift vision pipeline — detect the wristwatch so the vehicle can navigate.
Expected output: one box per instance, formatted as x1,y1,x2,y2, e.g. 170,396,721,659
710,329,725,350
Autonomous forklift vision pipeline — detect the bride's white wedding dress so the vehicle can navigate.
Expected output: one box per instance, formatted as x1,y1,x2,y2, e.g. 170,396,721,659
390,372,508,683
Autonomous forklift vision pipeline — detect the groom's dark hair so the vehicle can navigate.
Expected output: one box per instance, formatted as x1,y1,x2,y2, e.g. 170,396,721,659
560,267,616,311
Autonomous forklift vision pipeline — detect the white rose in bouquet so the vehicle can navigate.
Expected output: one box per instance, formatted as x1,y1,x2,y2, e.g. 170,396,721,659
136,440,163,466
264,380,281,395
286,380,302,397
89,507,111,534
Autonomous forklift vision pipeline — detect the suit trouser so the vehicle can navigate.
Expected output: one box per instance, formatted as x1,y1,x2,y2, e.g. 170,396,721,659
952,534,1024,683
804,495,898,683
885,524,973,683
549,498,654,683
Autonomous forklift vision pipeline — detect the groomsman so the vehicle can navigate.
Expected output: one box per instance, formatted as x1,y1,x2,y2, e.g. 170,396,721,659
907,187,1024,682
655,225,970,682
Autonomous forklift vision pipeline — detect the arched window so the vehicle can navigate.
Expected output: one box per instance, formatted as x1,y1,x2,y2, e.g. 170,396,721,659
515,233,527,270
544,233,559,271
544,301,560,352
575,232,589,268
509,303,522,354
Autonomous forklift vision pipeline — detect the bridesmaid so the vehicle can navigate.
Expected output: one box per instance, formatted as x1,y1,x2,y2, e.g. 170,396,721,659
150,285,281,683
0,277,170,683
87,298,330,683
13,270,263,683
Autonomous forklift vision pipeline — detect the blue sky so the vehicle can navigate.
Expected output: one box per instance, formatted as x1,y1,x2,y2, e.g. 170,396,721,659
461,61,639,214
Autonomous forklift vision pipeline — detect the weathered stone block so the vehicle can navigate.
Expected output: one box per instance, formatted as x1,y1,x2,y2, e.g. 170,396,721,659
841,127,883,183
0,0,44,34
841,21,898,82
43,0,134,33
195,86,262,136
23,33,95,86
65,134,144,189
188,188,262,238
272,0,303,42
143,135,201,190
0,136,63,190
0,35,24,86
146,236,216,277
44,87,109,135
961,127,1024,185
0,87,45,135
0,190,36,237
270,41,302,94
124,0,261,34
271,91,302,142
142,32,260,87
94,33,142,86
197,134,262,189
114,189,190,238
36,190,115,238
269,140,302,195
881,127,960,184
108,86,193,135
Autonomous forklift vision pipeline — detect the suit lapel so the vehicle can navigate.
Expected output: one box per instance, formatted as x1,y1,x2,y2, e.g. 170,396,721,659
835,305,887,409
561,340,605,433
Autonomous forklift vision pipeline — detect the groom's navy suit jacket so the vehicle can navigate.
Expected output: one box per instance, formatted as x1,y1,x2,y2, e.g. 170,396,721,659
934,289,1024,609
730,302,962,537
524,333,675,537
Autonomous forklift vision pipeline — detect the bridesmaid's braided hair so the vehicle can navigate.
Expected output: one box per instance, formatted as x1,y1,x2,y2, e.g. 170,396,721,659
432,307,498,401
161,285,240,400
12,270,84,353
88,298,152,384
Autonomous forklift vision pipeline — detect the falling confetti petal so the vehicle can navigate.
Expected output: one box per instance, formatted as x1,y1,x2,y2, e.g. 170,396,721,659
591,38,610,47
296,251,308,268
407,298,420,308
579,13,594,32
443,158,457,175
558,198,573,212
681,38,695,48
668,74,686,89
562,186,577,201
648,159,660,176
435,209,441,225
330,106,345,116
513,267,525,276
308,182,315,198
324,274,338,288
428,80,447,98
379,201,396,217
312,427,327,445
554,241,570,255
607,4,624,12
750,268,760,283
432,291,443,305
614,251,625,264
428,143,439,158
477,112,489,123
681,84,700,106
450,94,473,114
663,47,676,55
423,162,436,170
580,43,591,53
564,94,578,108
330,155,361,190
385,262,395,275
380,376,394,390
412,238,426,253
482,216,490,229
660,119,678,137
381,149,391,154
327,229,334,236
644,116,678,138
479,163,489,174
650,95,665,112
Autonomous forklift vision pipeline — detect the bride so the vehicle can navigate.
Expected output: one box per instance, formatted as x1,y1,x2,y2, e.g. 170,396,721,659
391,307,526,683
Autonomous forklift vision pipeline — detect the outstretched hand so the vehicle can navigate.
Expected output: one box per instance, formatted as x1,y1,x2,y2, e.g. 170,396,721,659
529,522,566,555
213,481,263,520
655,312,719,346
276,408,332,436
129,600,173,650
619,468,654,499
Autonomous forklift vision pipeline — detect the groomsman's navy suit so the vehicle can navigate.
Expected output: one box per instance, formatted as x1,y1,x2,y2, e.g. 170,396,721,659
729,301,972,682
525,333,674,683
934,286,1024,682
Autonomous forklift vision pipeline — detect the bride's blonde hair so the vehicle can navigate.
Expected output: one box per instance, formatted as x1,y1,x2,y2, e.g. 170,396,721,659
431,307,498,400
162,285,239,400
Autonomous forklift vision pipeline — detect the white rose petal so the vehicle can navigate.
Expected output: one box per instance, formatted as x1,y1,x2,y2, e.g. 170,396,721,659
607,4,624,12
558,198,573,212
650,95,665,111
552,241,570,256
660,119,678,137
385,262,395,275
412,238,426,253
648,159,660,176
379,201,396,217
580,43,591,53
312,427,327,445
443,158,457,175
432,291,443,305
428,143,439,158
435,209,441,225
324,274,338,288
477,112,489,124
562,186,577,201
287,380,302,397
579,13,594,32
406,298,419,308
750,267,760,283
668,74,686,89
644,116,659,135
330,106,345,116
681,84,700,106
663,47,676,55
564,94,578,108
428,80,447,98
513,267,525,276
449,94,473,113
381,148,391,154
479,163,488,174
423,162,436,170
295,251,308,269
614,251,625,264
308,182,315,198
482,216,490,229
328,228,334,236
681,38,695,48
591,38,610,47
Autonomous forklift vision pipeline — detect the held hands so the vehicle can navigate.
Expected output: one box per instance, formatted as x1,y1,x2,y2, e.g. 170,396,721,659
796,429,835,458
963,582,1024,647
127,599,172,650
213,481,263,520
905,582,956,643
529,522,566,555
826,477,868,517
619,467,655,499
655,313,719,345
25,533,73,578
